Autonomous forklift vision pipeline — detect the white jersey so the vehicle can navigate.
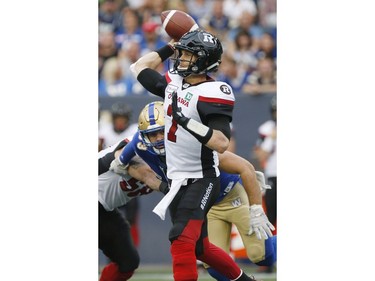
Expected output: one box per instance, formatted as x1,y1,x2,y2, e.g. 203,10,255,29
163,72,235,179
98,122,138,149
98,139,153,211
258,120,277,178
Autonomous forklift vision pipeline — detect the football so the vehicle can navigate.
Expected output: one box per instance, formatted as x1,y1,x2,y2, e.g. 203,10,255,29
160,10,199,41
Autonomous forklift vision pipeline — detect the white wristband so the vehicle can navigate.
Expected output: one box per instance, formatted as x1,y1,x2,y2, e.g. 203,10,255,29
186,119,210,137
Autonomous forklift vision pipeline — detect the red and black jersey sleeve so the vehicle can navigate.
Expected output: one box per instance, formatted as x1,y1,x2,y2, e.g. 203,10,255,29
197,96,234,123
197,97,234,140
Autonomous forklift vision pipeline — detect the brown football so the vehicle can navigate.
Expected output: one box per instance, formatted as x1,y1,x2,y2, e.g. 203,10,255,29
160,10,199,41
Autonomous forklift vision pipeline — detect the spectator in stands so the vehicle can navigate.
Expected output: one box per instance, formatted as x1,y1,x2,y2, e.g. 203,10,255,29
99,57,127,97
125,0,149,13
115,8,143,50
257,0,277,31
185,0,213,23
139,0,168,24
227,29,258,73
118,40,148,95
227,10,264,50
166,0,189,12
223,0,257,29
99,31,118,78
139,22,166,55
99,0,122,33
242,57,276,95
200,0,230,44
140,21,169,73
119,40,141,78
255,32,277,61
215,54,251,94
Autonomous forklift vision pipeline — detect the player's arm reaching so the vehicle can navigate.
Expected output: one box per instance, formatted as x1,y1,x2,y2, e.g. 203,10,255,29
111,143,169,195
218,151,262,205
109,133,138,175
218,151,275,240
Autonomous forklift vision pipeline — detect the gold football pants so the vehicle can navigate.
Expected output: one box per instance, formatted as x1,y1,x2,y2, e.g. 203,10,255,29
206,183,266,264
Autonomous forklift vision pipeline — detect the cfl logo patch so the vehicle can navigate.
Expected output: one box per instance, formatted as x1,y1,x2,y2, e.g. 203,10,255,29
231,198,242,207
166,84,178,94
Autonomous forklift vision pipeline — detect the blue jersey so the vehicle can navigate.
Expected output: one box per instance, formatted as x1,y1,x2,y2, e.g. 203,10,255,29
120,132,168,183
119,131,242,204
217,172,241,203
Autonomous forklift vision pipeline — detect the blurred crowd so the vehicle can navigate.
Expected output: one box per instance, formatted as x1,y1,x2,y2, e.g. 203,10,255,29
98,0,276,97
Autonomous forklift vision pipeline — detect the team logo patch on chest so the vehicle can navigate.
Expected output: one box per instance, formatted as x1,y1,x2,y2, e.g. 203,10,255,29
231,197,242,207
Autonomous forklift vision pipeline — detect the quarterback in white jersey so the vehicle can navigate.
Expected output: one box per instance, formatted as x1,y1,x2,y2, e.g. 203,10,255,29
163,72,235,179
120,29,259,281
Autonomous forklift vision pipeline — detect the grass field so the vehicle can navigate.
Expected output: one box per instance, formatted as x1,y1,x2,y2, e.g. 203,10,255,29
100,264,277,281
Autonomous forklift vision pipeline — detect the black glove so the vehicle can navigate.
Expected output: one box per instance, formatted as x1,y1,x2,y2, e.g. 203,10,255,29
171,91,189,127
170,90,213,144
159,181,170,195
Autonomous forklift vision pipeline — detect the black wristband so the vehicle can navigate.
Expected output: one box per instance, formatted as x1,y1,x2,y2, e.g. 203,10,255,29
159,181,170,195
155,45,175,62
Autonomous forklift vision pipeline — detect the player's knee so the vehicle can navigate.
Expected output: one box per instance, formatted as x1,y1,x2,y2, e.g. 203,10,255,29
169,221,199,244
117,250,140,272
169,222,185,242
252,236,277,266
255,251,276,266
246,244,265,264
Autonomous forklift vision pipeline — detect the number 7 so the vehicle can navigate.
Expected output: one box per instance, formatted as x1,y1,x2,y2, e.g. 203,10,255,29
166,104,178,142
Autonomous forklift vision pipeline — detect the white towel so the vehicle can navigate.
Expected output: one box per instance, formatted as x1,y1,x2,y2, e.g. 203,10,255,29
153,178,186,220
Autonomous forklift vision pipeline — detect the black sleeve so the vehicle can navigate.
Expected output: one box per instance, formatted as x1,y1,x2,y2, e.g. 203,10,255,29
197,100,234,123
197,100,233,140
98,140,127,175
207,115,232,140
137,68,168,98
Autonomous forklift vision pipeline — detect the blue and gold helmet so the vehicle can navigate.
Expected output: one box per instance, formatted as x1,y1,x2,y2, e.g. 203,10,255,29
138,101,165,155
